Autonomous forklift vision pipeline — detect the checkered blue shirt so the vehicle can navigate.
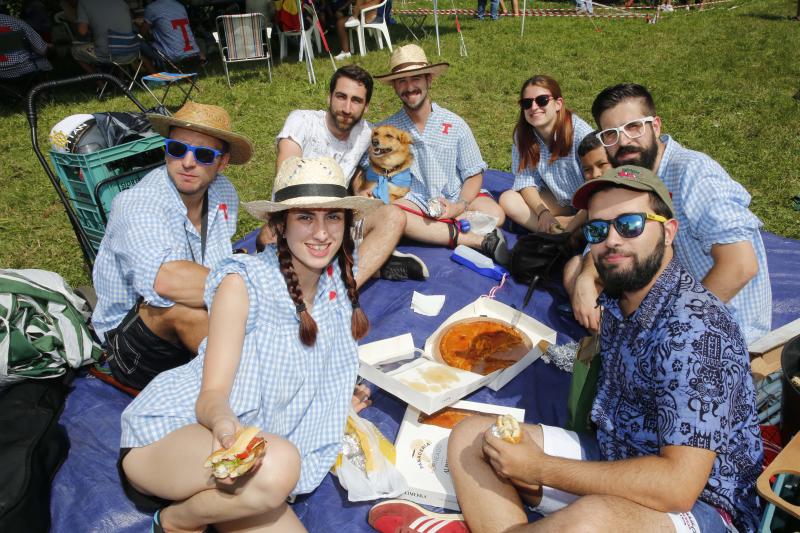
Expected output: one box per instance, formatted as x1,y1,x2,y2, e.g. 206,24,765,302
380,103,487,213
0,15,50,79
120,250,359,495
657,135,771,344
92,165,238,341
511,114,593,206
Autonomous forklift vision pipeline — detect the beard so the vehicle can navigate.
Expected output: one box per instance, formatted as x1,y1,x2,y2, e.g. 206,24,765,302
595,237,665,298
609,132,659,170
328,108,362,134
400,87,428,111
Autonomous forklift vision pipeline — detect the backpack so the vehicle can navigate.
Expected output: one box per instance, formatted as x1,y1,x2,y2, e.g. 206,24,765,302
509,231,574,285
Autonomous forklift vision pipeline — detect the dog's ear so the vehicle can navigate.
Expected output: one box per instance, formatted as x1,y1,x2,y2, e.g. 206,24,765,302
398,130,412,145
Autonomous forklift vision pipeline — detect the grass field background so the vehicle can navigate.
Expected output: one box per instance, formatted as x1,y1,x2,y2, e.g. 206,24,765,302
1,0,798,287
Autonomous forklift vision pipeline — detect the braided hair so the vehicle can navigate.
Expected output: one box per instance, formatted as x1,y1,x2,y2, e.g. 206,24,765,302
269,209,369,346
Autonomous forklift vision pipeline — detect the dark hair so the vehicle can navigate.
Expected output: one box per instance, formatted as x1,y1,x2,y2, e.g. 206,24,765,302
329,65,374,104
587,182,673,219
269,209,369,346
514,75,575,172
591,83,656,126
577,131,603,158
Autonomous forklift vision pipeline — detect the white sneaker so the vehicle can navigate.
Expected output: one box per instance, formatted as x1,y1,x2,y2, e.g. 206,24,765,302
344,16,360,27
334,51,352,60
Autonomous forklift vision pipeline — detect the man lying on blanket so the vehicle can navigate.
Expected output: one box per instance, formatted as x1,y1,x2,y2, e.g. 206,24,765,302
369,166,763,533
374,44,510,266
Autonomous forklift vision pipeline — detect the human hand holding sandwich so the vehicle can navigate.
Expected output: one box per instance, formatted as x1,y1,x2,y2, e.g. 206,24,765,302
206,422,267,483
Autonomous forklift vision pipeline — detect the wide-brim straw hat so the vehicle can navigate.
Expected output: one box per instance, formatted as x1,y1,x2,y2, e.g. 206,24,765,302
147,102,254,165
245,157,382,221
375,44,449,84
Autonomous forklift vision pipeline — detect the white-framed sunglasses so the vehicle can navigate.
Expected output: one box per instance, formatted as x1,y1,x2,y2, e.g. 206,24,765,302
596,116,655,147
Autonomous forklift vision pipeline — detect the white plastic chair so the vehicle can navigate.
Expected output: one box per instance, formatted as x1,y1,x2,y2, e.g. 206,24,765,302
214,13,272,87
347,0,392,57
277,3,322,62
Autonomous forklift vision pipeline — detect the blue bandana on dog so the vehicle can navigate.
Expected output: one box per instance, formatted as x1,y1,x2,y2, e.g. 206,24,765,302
364,166,413,204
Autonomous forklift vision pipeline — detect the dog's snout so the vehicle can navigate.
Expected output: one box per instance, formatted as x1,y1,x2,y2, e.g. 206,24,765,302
371,137,380,147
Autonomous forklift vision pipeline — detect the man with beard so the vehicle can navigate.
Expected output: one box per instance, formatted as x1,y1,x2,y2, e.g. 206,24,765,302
374,45,510,265
569,83,770,345
256,65,425,283
436,166,763,533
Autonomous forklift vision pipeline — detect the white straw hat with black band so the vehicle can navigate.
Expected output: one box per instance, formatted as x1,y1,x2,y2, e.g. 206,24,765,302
244,157,382,221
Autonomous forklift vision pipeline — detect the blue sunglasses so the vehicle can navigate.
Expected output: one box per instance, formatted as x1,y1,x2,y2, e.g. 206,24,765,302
583,212,667,244
164,139,223,165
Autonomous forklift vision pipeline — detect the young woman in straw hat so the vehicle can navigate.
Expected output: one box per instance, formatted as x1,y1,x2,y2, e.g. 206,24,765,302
499,75,593,234
118,157,381,532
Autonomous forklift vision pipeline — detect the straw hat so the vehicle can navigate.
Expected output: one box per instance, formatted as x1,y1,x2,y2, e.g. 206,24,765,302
147,102,254,165
244,157,382,221
374,44,449,84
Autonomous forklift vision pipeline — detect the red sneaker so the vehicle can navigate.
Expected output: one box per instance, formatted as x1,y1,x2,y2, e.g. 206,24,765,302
368,500,470,533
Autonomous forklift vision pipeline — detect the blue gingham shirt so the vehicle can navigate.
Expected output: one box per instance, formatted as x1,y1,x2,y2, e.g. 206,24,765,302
511,113,593,206
120,249,359,495
380,103,487,213
0,15,51,79
593,259,763,532
92,165,238,341
656,135,771,344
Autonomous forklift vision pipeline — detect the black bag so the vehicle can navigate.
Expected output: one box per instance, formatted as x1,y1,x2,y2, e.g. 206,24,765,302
509,231,574,285
0,372,72,533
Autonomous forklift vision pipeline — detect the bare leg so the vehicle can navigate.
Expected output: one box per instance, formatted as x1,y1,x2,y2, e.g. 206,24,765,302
510,494,674,532
356,204,406,288
468,195,507,227
448,415,542,533
256,223,276,252
334,11,350,53
352,0,383,21
499,189,573,232
396,199,484,249
123,424,303,532
139,302,209,353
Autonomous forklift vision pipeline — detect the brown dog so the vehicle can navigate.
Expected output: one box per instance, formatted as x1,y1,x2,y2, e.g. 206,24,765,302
353,125,414,204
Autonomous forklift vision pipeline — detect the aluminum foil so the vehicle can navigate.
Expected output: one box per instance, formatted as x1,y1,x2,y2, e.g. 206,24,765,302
428,198,444,219
541,341,579,373
341,432,367,472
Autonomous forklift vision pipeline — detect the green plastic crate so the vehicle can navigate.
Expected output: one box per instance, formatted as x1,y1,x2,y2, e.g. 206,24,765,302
48,135,165,252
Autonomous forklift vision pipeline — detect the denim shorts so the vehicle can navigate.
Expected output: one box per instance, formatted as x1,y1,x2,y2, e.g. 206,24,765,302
105,300,195,391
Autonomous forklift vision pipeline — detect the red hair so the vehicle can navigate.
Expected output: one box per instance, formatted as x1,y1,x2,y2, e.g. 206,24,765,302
514,75,575,172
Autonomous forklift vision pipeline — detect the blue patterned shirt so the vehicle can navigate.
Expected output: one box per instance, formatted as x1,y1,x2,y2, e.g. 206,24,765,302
512,114,593,206
0,14,51,79
92,165,238,341
120,249,359,495
380,103,487,213
657,135,771,344
592,259,763,532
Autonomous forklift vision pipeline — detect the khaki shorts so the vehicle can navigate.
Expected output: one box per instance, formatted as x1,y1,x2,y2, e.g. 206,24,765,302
71,42,100,64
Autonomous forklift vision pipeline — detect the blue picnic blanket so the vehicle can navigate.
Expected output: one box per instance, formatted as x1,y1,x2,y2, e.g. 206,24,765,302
50,170,800,532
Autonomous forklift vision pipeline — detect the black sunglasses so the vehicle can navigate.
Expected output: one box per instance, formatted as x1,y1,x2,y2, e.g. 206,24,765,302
519,95,554,110
164,139,223,165
583,212,668,244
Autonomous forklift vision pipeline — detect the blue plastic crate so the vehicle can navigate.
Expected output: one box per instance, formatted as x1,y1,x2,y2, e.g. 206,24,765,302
48,135,164,252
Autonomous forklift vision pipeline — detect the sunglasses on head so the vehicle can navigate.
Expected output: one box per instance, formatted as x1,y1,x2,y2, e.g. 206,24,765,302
519,95,554,110
583,212,668,244
164,139,223,165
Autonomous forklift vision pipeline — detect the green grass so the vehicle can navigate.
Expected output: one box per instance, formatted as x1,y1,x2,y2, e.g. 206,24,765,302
1,0,798,287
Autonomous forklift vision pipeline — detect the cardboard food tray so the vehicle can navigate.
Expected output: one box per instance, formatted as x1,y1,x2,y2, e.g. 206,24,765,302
394,400,525,511
358,297,557,414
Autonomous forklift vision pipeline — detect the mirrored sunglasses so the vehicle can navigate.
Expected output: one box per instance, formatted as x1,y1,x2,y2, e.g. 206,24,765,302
519,95,554,110
164,139,223,165
583,212,667,244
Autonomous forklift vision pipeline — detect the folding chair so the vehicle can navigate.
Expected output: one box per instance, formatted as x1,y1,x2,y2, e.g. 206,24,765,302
347,0,393,57
215,13,272,88
141,72,198,111
99,30,145,99
277,3,321,62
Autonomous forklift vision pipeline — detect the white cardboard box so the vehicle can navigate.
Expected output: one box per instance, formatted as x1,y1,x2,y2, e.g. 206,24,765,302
395,400,525,511
358,297,557,414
